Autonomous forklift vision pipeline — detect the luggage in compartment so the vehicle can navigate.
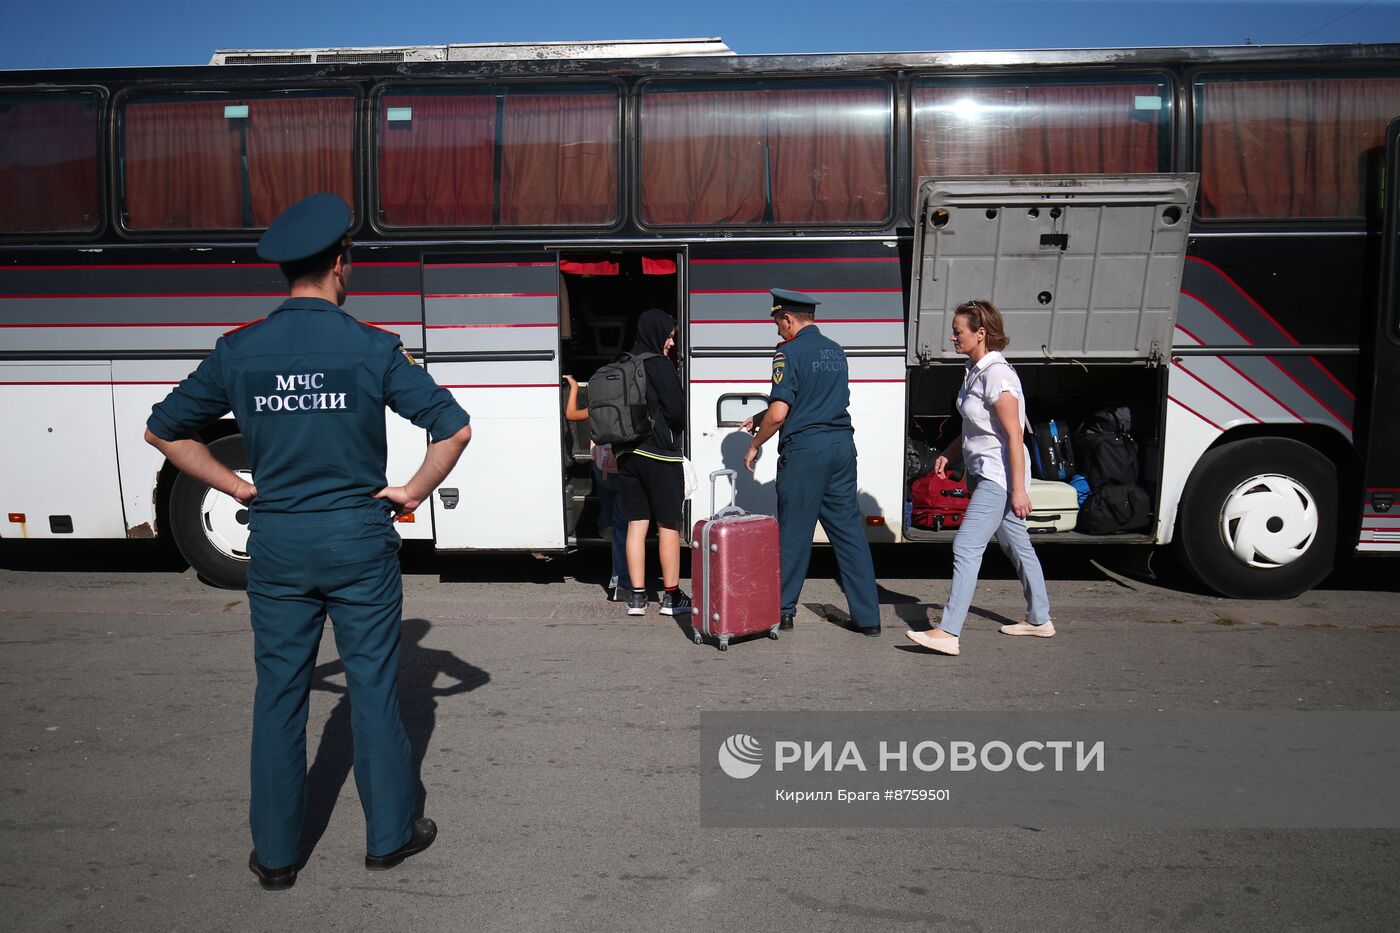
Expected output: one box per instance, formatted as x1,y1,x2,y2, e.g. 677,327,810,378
690,470,781,651
1030,420,1076,481
910,471,971,531
1026,479,1078,534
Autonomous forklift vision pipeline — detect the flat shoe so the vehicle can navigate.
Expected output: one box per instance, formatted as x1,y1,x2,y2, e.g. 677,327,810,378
248,851,297,891
905,629,959,656
1000,619,1055,638
366,817,438,871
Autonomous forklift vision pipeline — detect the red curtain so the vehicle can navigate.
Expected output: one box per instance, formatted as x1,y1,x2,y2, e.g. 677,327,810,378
1200,77,1400,220
246,97,354,226
913,83,1162,180
501,93,617,226
560,258,619,275
769,85,889,223
640,90,768,225
124,100,243,229
378,94,495,226
0,99,99,234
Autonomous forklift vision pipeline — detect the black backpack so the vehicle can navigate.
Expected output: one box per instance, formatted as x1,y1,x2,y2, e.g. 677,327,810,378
1074,406,1139,488
587,352,657,445
1078,481,1150,534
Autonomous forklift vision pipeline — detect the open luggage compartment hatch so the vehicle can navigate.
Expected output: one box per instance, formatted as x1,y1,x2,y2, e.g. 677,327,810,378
908,173,1199,366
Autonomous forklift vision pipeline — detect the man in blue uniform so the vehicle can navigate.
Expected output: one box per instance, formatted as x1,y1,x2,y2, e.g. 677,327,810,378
144,194,473,891
743,289,881,636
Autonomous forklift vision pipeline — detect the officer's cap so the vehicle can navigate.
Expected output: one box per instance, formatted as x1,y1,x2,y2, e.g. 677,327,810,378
257,193,352,263
770,288,820,318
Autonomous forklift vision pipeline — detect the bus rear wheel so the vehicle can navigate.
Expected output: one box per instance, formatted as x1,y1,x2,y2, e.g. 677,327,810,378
1175,437,1336,599
168,434,251,590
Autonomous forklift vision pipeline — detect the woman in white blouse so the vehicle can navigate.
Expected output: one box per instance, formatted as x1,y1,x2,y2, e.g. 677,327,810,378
906,299,1054,656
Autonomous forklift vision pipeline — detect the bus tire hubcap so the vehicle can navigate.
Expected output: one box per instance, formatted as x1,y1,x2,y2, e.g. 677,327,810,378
1219,473,1317,569
198,470,253,561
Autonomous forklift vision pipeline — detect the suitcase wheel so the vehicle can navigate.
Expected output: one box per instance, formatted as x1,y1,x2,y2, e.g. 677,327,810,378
768,626,779,640
691,629,703,645
718,637,730,651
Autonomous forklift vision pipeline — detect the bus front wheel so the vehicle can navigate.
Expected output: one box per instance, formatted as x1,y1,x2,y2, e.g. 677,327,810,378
1175,437,1336,600
167,434,251,590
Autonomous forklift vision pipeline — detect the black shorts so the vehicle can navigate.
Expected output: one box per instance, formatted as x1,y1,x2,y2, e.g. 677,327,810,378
616,453,685,526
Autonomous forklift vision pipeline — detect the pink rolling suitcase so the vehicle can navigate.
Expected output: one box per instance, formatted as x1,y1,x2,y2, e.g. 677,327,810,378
690,470,781,651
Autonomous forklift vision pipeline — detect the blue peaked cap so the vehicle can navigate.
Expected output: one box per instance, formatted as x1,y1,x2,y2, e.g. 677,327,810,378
257,193,352,263
770,288,820,317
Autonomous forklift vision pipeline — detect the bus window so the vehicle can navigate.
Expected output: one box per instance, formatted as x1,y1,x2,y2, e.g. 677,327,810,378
638,79,892,226
911,78,1169,200
119,91,355,231
0,92,101,235
376,86,619,228
1196,73,1400,221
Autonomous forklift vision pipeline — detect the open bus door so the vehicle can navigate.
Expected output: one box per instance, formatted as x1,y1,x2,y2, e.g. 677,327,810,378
421,253,566,550
1359,117,1400,552
907,174,1198,366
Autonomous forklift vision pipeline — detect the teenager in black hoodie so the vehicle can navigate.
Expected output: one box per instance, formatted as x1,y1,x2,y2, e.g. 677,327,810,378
615,308,691,617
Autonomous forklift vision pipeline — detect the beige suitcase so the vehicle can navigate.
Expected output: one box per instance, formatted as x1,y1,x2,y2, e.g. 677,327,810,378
1026,479,1078,534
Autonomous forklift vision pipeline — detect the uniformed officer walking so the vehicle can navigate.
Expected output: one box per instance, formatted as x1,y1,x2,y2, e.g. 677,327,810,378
144,194,473,891
743,289,881,635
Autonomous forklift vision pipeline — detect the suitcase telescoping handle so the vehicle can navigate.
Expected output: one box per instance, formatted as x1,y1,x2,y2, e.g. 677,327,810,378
709,469,745,519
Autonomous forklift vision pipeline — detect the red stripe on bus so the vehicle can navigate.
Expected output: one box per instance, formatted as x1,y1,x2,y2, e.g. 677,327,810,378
0,381,179,386
1310,356,1357,401
1171,360,1261,423
0,291,419,299
691,318,903,324
1186,256,1300,346
426,322,557,329
1173,324,1204,347
1269,358,1353,431
1168,395,1225,432
0,261,415,271
438,383,559,388
690,378,904,384
424,293,555,299
1180,288,1255,346
1182,290,1349,429
692,288,902,295
0,320,417,328
1368,487,1400,492
1214,356,1307,423
690,257,899,265
1184,262,1356,405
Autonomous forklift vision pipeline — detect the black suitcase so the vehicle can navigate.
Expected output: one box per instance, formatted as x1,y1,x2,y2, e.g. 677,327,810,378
1030,420,1076,482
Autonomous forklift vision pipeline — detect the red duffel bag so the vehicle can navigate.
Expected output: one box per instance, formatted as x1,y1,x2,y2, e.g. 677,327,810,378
910,470,971,530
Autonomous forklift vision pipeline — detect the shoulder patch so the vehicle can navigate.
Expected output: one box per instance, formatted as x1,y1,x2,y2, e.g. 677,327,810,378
771,354,786,385
223,318,264,336
399,345,417,366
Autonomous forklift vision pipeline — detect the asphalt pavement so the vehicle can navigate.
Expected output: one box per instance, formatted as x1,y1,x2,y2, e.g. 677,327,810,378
2,541,1398,931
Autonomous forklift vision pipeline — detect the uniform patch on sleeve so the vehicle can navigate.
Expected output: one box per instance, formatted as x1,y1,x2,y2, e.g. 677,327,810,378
771,352,786,385
398,345,417,366
245,369,358,415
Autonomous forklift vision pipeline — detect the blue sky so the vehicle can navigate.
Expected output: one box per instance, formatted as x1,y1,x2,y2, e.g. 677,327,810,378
3,0,1399,69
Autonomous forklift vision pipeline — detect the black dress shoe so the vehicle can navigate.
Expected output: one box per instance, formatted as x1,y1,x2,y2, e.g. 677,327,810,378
248,851,297,891
779,615,795,631
854,623,881,637
365,817,438,871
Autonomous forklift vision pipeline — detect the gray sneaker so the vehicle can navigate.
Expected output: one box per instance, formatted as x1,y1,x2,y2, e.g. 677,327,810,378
659,588,693,616
626,588,648,616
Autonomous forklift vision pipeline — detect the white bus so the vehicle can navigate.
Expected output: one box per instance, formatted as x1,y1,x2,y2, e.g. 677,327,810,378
2,39,1398,598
